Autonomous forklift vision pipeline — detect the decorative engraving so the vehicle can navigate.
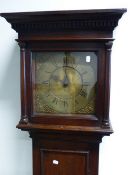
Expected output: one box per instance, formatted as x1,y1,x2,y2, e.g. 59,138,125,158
33,52,97,114
77,84,96,114
34,91,95,114
34,93,57,113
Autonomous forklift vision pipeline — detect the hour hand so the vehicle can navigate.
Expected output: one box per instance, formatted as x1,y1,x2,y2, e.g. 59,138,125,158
62,74,69,87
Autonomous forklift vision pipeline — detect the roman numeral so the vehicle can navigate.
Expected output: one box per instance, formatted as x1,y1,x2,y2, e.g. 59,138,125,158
63,100,68,107
45,71,52,73
52,97,58,104
75,99,79,105
82,71,88,75
42,80,49,84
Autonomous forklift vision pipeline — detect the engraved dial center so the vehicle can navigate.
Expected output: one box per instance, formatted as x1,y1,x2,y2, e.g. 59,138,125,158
49,66,82,100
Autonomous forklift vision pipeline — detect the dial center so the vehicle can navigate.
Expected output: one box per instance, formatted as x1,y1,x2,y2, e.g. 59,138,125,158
49,66,82,100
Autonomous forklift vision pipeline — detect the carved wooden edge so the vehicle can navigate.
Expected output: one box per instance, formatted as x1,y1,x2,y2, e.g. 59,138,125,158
11,18,117,33
16,122,113,137
0,9,126,34
102,41,113,128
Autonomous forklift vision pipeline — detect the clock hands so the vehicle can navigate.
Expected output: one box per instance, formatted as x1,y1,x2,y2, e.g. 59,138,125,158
63,68,69,87
62,52,70,87
50,53,71,87
64,52,69,66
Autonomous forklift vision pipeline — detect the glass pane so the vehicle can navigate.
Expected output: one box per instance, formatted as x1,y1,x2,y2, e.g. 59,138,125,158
32,51,97,115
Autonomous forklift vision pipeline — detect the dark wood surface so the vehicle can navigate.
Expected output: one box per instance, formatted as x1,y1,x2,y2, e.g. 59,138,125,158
1,9,126,175
32,131,100,175
1,9,126,40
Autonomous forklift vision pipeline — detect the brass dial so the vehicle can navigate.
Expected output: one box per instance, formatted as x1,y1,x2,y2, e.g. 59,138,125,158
33,52,97,114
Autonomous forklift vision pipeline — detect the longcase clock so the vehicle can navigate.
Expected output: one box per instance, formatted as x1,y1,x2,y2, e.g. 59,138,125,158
1,9,126,175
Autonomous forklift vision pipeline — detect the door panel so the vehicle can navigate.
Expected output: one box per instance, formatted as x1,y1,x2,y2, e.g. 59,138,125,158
41,150,90,175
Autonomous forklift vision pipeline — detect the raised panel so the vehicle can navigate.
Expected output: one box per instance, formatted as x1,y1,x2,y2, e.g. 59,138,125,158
41,149,90,175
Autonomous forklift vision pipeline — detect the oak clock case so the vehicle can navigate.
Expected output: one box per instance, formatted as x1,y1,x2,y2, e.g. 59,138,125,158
1,9,126,175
